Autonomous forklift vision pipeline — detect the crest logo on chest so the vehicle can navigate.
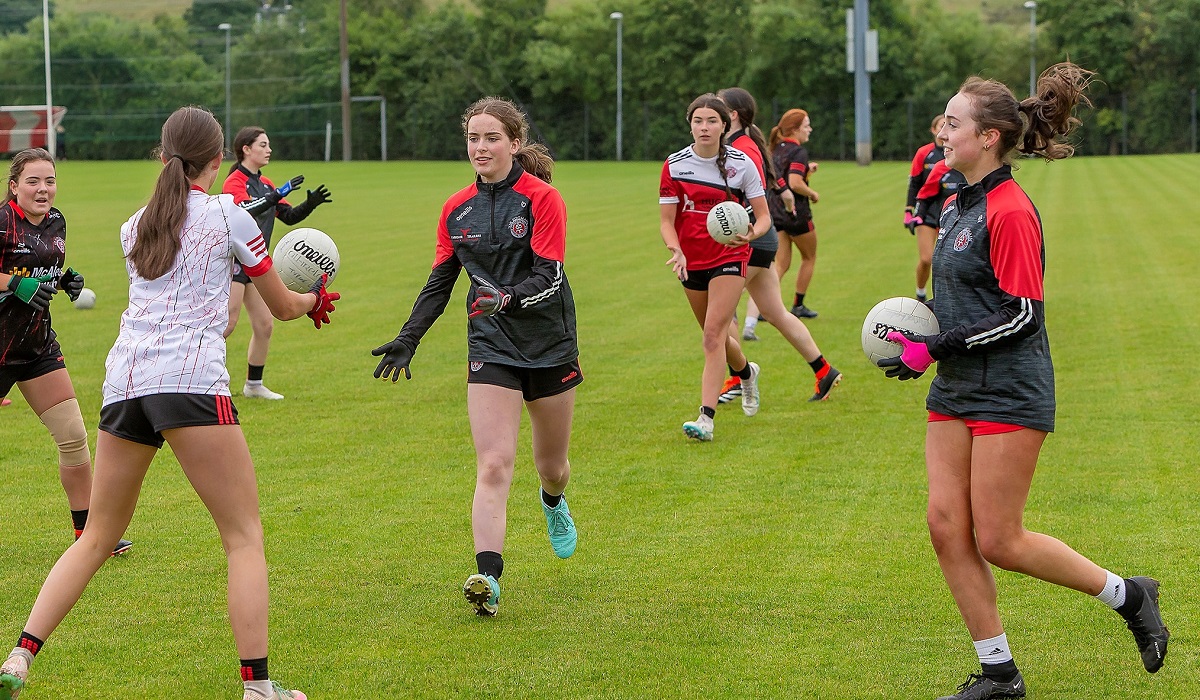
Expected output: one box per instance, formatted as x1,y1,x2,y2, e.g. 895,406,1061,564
508,216,528,239
953,229,973,252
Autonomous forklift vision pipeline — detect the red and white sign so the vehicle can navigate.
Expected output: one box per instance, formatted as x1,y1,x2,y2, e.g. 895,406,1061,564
0,106,66,152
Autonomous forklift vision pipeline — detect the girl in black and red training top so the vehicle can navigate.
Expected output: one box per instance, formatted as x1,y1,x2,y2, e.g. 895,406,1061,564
0,148,132,558
222,127,332,400
913,157,966,250
767,109,821,319
660,93,771,442
904,114,947,303
372,97,580,618
879,65,1168,700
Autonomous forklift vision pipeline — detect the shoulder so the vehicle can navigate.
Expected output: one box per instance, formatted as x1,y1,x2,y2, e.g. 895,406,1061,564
666,146,693,164
441,182,479,216
986,181,1040,232
222,169,247,193
514,171,562,202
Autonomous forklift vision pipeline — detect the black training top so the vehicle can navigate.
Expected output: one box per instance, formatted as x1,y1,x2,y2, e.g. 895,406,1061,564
0,200,65,365
223,164,315,244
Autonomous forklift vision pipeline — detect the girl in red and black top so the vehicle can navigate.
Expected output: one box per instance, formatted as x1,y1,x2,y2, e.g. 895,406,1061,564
659,93,770,442
222,127,332,400
0,148,132,558
904,113,947,303
880,65,1168,699
767,109,821,319
372,97,580,618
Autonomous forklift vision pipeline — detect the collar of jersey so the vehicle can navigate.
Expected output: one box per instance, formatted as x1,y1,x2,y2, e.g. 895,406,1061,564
7,199,26,220
957,164,1013,210
476,161,523,191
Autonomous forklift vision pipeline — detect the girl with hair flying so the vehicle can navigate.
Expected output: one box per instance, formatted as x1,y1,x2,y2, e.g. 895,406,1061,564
660,93,770,441
0,148,132,558
767,109,821,319
372,96,581,617
0,106,337,700
879,65,1168,699
223,126,333,400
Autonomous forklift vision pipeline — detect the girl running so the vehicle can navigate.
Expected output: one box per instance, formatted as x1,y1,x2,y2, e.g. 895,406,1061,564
659,93,770,441
767,109,821,319
222,126,332,400
0,148,132,558
0,106,337,700
372,97,581,617
879,65,1168,699
905,114,948,303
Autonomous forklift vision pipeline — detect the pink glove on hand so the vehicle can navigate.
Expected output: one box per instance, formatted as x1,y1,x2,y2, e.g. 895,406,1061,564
877,330,936,380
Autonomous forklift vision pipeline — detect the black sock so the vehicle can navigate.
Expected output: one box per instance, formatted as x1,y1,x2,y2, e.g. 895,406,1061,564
727,365,737,377
808,355,828,375
794,293,805,307
733,363,752,380
981,659,1019,683
240,656,269,682
1116,577,1146,620
17,631,44,657
476,551,504,580
71,509,88,533
699,405,716,419
541,489,562,508
247,364,265,382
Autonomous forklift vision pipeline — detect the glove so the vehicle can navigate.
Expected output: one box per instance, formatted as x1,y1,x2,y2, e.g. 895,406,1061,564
7,274,56,311
877,330,936,380
276,174,305,197
904,208,920,235
305,185,332,209
306,273,340,329
468,274,511,319
371,337,413,382
60,267,84,301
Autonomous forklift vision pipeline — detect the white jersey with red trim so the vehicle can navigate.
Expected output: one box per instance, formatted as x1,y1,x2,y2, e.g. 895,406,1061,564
660,145,764,270
103,190,272,405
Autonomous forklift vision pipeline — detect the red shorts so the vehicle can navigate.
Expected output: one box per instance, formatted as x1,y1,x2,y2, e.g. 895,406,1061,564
927,411,1023,436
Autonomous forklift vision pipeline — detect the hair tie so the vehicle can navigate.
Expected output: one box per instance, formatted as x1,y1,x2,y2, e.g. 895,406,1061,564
169,154,185,164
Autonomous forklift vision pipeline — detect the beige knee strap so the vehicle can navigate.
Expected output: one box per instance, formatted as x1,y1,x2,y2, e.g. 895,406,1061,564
40,398,91,467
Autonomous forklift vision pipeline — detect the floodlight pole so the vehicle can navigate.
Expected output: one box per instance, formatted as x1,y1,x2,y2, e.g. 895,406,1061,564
219,23,232,148
610,12,623,161
852,0,871,165
1024,1,1037,98
339,0,351,161
43,0,53,157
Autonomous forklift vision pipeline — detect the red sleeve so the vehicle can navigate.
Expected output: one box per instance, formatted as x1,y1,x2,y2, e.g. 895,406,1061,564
916,161,949,200
433,185,476,268
530,185,567,262
659,160,680,202
987,183,1044,300
222,170,250,206
910,143,934,177
732,135,767,186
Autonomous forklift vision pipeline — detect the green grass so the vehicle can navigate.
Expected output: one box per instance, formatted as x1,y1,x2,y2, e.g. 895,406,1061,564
2,154,1199,698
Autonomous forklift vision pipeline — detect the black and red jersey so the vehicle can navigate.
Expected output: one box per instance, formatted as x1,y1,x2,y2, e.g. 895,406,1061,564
907,142,944,208
927,165,1054,432
0,200,66,365
915,159,966,226
659,144,763,269
391,162,577,368
727,130,778,253
222,164,313,245
769,138,812,228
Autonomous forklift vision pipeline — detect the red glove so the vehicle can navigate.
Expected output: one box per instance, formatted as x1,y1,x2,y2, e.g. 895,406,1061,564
307,274,340,329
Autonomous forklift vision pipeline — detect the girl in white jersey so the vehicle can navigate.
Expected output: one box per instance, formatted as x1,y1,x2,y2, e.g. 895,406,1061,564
0,106,338,700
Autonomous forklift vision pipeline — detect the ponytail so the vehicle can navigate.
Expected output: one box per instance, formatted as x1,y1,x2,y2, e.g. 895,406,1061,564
768,109,809,157
516,142,554,183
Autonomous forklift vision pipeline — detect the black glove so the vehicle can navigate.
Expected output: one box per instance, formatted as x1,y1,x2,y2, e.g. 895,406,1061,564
276,174,305,197
371,337,413,382
7,274,56,311
305,185,332,209
60,267,84,301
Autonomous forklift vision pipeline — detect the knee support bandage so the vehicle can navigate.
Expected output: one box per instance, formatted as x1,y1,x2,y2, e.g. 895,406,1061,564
39,397,90,467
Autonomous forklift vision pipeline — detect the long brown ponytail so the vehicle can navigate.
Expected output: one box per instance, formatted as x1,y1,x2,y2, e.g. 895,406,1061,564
768,109,809,156
128,106,224,280
718,87,778,184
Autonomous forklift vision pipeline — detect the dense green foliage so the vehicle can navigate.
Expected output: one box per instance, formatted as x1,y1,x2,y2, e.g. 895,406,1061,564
1,0,1198,159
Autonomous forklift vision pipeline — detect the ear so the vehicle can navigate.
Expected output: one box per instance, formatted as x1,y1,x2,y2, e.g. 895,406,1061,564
983,129,1001,151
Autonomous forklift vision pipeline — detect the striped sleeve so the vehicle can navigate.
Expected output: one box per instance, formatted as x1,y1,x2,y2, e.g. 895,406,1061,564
228,200,272,277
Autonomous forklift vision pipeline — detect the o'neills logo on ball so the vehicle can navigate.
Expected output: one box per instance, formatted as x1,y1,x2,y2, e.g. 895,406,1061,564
292,240,337,274
508,216,528,239
713,207,733,234
470,362,484,372
953,229,973,251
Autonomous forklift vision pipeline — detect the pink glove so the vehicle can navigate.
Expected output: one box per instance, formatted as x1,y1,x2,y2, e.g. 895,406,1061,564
903,210,921,233
879,330,936,380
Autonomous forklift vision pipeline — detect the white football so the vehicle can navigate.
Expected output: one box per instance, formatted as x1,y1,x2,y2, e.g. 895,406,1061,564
861,297,940,366
273,228,339,293
706,201,750,245
73,287,96,310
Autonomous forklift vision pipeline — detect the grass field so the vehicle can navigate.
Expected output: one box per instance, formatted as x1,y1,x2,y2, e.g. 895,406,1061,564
3,153,1199,699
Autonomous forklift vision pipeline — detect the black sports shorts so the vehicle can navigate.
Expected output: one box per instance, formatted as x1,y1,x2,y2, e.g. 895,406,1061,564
748,247,776,269
232,260,250,285
467,359,583,402
99,393,240,448
681,261,746,291
780,218,815,237
0,339,66,396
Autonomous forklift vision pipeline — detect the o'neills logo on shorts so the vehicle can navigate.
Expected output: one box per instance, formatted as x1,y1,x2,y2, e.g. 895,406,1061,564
561,370,579,383
508,216,528,239
470,362,484,372
721,264,741,274
953,229,973,251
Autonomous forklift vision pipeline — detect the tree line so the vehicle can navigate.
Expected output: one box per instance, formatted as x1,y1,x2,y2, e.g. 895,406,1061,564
0,0,1196,161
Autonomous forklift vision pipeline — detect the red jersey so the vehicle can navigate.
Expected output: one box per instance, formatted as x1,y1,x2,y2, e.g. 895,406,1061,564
659,145,763,270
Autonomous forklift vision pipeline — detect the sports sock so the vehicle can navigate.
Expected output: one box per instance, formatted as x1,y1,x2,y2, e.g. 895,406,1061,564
743,316,758,331
476,551,504,580
1115,576,1147,620
733,363,752,380
16,631,44,657
240,657,269,682
916,287,927,299
794,293,805,307
247,364,265,383
1095,570,1128,609
541,489,562,508
974,633,1017,681
71,508,88,535
808,355,829,375
244,679,274,697
699,405,715,419
727,365,738,377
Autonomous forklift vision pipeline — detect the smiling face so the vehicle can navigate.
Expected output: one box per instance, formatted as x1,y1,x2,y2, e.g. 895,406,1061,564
10,159,56,222
241,133,272,171
689,107,726,155
466,113,519,183
938,92,999,183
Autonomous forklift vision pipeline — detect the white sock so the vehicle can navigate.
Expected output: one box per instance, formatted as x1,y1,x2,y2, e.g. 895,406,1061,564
1095,570,1127,609
245,679,274,697
245,379,263,387
973,632,1013,665
743,317,758,331
916,287,927,298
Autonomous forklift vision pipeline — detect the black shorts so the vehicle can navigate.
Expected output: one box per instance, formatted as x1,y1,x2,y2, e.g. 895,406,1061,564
681,261,746,291
0,339,65,396
99,393,240,448
780,218,815,237
232,261,250,285
919,211,940,228
748,247,776,269
467,360,583,402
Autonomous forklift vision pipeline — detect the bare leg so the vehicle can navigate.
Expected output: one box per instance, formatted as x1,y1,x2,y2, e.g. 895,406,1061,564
223,281,246,340
793,229,817,297
526,388,575,496
916,224,936,292
467,383,523,554
243,284,275,369
685,275,745,409
745,265,821,361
